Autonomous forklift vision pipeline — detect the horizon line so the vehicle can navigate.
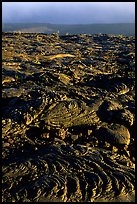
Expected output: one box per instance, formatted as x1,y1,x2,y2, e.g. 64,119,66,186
2,22,135,25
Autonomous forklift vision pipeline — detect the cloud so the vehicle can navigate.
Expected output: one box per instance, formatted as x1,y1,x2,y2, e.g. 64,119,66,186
2,2,135,24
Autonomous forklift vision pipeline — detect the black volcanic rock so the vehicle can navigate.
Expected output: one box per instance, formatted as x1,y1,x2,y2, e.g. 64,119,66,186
96,123,131,146
2,33,135,202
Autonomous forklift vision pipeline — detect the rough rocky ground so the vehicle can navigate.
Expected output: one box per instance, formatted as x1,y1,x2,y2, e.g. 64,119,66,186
2,32,135,202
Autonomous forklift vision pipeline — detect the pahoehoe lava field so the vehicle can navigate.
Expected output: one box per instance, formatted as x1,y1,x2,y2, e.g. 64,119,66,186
2,32,135,202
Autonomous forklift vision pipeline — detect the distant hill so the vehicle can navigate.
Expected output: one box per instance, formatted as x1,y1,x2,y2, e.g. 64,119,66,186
2,23,135,36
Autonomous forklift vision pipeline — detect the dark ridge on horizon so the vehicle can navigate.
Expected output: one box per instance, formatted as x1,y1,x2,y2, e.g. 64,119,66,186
2,22,135,36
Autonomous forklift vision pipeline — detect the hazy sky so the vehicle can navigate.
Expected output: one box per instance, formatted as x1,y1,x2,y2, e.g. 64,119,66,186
2,2,135,24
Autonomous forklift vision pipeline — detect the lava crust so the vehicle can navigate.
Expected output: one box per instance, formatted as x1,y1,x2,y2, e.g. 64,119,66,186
2,32,135,202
